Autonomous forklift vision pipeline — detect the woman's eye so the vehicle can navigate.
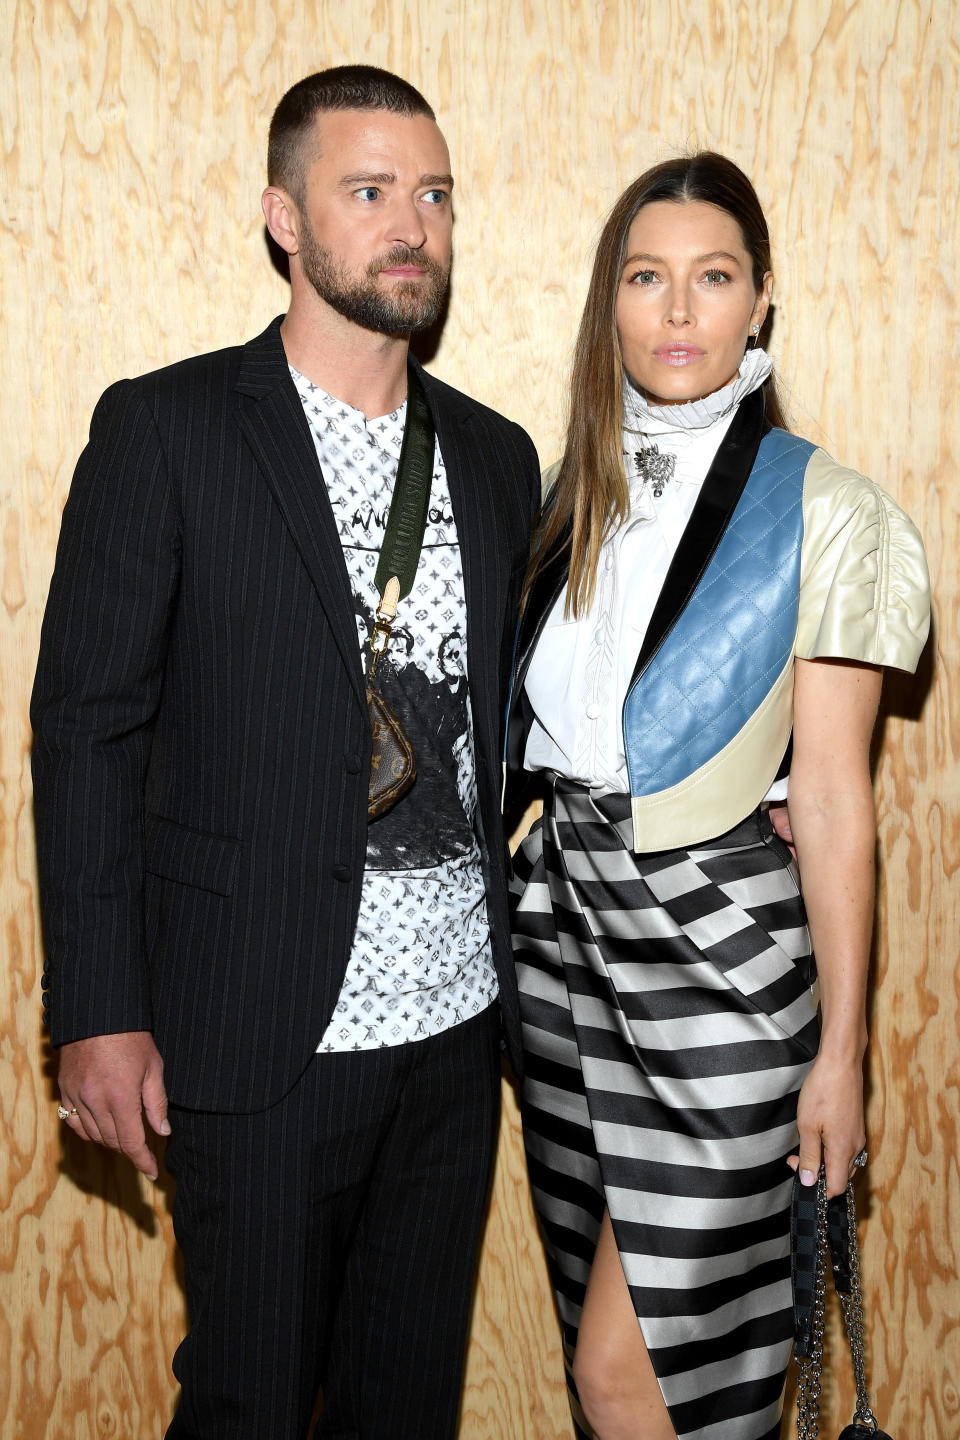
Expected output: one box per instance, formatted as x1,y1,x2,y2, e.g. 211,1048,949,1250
702,269,730,285
632,269,658,285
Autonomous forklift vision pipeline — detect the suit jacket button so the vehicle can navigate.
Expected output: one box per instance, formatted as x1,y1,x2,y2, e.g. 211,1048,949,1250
332,864,352,882
41,974,51,991
41,1009,50,1027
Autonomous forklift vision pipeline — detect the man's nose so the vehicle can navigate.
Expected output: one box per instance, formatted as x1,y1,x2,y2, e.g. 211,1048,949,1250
388,197,427,250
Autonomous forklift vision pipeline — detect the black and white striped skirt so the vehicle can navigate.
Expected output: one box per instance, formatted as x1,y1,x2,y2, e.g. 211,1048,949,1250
510,775,820,1440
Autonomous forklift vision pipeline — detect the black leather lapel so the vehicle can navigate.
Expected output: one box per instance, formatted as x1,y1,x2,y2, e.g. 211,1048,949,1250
235,320,366,708
502,516,571,774
628,386,768,690
511,516,572,698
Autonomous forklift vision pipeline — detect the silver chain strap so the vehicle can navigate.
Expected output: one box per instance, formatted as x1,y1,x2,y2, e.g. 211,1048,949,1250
796,1176,879,1438
838,1184,881,1430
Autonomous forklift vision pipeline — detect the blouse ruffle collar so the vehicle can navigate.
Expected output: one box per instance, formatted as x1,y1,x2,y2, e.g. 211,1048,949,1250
623,347,773,437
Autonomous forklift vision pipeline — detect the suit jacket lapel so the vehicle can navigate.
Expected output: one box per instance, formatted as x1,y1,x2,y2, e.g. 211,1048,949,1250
423,370,506,755
628,385,768,688
235,318,366,707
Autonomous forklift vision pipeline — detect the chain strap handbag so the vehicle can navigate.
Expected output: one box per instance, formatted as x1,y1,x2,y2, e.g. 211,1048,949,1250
791,1166,893,1440
365,362,434,821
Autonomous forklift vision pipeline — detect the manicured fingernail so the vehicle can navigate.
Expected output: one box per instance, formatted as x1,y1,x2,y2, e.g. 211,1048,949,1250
800,1169,816,1186
160,1120,171,1136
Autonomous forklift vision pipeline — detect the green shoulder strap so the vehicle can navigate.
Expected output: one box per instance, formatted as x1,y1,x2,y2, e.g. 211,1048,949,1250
374,363,435,600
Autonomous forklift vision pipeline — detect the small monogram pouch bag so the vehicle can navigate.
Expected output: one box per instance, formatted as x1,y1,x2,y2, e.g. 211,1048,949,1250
365,364,434,821
792,1166,893,1440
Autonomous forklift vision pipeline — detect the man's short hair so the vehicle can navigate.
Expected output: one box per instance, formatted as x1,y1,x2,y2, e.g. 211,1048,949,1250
268,65,436,207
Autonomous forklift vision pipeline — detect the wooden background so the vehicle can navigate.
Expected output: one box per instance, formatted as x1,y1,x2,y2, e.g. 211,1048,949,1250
2,0,957,1434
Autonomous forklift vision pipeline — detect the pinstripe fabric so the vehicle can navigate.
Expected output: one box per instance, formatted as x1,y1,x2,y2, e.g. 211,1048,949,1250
510,777,819,1440
164,1005,501,1439
31,317,540,1108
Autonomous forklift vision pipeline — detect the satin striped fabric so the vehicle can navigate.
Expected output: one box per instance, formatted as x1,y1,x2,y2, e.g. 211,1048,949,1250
510,777,819,1440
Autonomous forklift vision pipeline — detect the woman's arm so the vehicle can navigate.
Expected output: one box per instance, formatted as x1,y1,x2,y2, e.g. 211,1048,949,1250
787,656,883,1197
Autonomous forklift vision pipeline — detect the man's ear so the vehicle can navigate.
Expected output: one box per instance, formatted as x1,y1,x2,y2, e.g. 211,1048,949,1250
262,187,300,257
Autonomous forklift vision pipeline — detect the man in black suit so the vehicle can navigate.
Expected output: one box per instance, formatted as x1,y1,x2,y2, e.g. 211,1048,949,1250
31,65,539,1439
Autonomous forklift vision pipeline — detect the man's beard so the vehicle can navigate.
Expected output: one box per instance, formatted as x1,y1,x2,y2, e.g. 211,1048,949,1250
298,223,449,335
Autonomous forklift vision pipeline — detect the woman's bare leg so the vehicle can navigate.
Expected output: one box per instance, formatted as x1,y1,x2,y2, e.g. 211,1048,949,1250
572,1211,678,1440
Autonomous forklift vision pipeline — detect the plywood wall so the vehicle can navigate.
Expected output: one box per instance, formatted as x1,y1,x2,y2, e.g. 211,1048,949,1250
2,1,956,1435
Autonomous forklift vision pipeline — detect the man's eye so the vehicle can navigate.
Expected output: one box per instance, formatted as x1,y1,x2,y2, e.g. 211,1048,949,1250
355,187,380,202
423,189,448,206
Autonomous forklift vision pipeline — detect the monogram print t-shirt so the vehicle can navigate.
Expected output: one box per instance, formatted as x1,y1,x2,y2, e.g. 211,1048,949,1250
291,368,497,1051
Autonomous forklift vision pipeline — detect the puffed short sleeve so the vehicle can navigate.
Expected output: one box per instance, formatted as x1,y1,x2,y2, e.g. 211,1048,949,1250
795,447,930,671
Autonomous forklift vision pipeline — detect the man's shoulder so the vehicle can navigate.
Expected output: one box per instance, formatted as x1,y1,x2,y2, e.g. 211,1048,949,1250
416,367,539,517
119,317,282,403
416,365,529,440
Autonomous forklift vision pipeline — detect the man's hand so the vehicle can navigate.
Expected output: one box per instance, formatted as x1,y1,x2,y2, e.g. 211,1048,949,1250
57,1031,170,1181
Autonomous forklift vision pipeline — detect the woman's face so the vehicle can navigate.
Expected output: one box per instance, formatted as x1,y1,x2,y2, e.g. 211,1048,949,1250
615,199,772,405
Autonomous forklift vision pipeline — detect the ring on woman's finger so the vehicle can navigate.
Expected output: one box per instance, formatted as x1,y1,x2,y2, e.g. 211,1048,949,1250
852,1149,868,1168
56,1104,79,1121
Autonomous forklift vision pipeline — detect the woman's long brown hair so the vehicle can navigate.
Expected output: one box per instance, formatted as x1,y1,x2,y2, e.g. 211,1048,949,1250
526,152,788,618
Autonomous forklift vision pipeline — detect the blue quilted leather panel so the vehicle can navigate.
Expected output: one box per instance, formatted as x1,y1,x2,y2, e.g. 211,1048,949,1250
624,429,814,797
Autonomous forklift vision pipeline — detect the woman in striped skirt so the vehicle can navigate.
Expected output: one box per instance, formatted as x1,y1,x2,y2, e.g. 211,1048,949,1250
506,154,929,1440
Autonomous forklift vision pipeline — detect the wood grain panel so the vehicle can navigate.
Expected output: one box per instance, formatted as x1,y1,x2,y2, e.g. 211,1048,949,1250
2,2,956,1436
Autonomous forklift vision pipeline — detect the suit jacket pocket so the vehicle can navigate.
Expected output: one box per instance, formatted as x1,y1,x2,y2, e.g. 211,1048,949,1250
144,814,241,897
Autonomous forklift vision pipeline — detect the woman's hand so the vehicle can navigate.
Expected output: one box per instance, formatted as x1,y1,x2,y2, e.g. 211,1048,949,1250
787,1050,866,1197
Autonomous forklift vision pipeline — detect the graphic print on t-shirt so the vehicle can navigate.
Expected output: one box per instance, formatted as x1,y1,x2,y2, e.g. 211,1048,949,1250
354,597,475,869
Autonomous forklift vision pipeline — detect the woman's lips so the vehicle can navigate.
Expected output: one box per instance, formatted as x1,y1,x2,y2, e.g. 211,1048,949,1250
655,344,705,366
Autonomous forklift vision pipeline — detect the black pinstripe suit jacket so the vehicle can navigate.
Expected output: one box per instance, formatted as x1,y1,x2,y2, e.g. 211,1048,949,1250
31,317,540,1112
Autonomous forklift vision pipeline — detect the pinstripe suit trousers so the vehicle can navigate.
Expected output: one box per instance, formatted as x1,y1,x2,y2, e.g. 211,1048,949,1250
163,1006,501,1440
